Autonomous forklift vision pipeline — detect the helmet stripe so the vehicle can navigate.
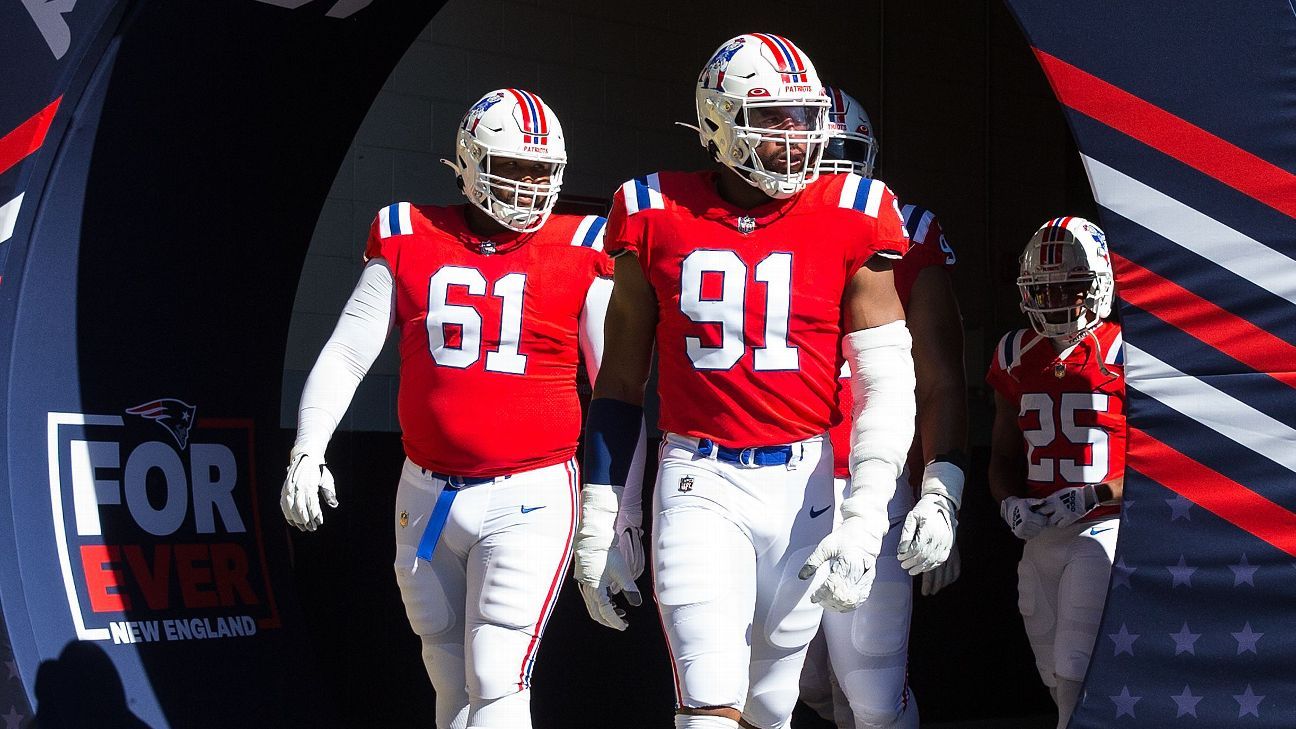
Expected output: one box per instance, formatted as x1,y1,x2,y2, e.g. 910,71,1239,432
523,90,548,136
828,86,846,116
768,34,806,80
752,33,802,80
507,88,541,144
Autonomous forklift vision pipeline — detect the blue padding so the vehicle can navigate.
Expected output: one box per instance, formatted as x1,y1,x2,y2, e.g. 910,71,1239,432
416,484,460,562
584,398,643,485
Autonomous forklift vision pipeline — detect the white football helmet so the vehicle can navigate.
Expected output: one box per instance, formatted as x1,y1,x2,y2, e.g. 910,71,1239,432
692,34,831,199
445,89,567,232
1017,217,1115,343
819,86,877,178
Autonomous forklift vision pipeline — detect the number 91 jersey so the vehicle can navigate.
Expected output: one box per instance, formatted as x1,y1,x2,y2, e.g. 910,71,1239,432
986,321,1126,516
606,170,909,447
364,204,613,477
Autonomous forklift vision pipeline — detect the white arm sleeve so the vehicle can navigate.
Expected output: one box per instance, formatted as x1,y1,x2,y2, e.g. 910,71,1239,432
843,320,917,513
292,259,395,457
578,276,647,518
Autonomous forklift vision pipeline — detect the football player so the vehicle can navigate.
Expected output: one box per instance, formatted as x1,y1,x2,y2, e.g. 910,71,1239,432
799,86,968,729
280,89,643,729
575,35,918,729
987,217,1125,729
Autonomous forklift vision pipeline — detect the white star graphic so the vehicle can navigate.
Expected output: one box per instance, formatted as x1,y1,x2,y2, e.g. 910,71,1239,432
2,706,21,729
1230,553,1258,587
1232,622,1263,654
1111,557,1136,590
1110,686,1140,718
1109,623,1139,656
1233,684,1264,718
1169,622,1201,655
1122,496,1135,520
1166,494,1193,521
1167,555,1196,588
1171,685,1202,718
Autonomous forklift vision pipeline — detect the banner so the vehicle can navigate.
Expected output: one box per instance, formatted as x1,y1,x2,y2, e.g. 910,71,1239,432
0,2,441,726
1004,3,1296,726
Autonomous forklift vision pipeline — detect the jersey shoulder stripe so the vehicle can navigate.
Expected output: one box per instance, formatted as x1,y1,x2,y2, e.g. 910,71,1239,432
901,204,935,245
571,215,608,251
619,173,664,216
378,202,414,238
837,174,885,217
1105,328,1125,365
995,328,1034,372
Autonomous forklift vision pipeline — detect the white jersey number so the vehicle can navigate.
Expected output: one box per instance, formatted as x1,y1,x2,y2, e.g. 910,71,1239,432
679,250,798,371
426,266,528,373
1020,392,1110,483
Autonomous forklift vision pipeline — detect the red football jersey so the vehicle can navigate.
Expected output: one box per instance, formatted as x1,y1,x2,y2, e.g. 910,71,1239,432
986,321,1126,518
830,203,955,478
606,171,909,448
364,203,612,476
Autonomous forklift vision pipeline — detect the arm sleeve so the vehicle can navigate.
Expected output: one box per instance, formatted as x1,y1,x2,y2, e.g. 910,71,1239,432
292,259,395,456
843,320,916,510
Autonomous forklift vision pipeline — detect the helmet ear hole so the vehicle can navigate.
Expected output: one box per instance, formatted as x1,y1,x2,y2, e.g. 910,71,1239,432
703,118,720,133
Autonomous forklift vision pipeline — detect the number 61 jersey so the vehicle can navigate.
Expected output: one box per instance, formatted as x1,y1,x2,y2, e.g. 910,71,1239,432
986,321,1126,518
606,170,909,448
364,204,613,477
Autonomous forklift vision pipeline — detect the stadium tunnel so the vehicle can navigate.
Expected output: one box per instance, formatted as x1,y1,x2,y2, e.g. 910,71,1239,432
3,1,1292,728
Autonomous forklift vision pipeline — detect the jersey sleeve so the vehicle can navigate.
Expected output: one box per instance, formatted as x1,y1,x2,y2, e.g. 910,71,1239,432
900,205,956,271
363,202,415,266
605,175,663,268
985,330,1021,398
837,176,911,274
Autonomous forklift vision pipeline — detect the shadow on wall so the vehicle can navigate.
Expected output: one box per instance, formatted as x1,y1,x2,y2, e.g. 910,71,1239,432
31,641,152,729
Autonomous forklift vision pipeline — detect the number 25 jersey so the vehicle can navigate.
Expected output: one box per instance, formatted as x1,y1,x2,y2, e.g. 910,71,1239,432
364,204,612,477
606,171,909,448
986,321,1126,517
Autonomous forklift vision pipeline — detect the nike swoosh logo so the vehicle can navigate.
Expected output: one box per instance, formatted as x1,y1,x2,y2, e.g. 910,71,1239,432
809,506,832,519
1088,526,1113,535
520,505,546,514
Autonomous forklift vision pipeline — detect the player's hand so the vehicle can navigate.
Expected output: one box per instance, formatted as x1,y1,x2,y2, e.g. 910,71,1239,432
613,494,645,580
897,493,956,575
280,451,338,532
921,541,961,596
1036,484,1099,528
799,503,888,612
1000,496,1047,541
573,484,643,631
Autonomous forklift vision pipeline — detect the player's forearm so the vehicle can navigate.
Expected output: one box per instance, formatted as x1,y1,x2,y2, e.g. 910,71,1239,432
1095,477,1124,504
294,260,394,456
844,322,916,511
988,454,1025,504
916,378,968,465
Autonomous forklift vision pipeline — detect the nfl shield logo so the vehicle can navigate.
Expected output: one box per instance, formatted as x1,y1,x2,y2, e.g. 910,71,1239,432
678,476,694,493
737,216,756,235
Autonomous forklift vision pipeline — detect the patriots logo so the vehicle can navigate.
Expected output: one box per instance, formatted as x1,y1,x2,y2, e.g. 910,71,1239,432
462,92,504,134
699,38,745,91
125,398,197,449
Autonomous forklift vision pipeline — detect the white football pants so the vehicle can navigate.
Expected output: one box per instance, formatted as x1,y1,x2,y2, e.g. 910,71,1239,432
799,476,917,729
653,433,835,729
1017,516,1118,691
392,458,578,729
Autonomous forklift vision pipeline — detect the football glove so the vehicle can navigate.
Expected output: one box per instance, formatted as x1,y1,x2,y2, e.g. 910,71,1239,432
1000,495,1047,541
799,497,888,612
280,450,337,532
1036,484,1099,528
897,461,963,575
921,541,961,596
573,483,642,631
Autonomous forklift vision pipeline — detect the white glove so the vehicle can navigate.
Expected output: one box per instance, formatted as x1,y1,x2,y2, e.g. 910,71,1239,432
280,451,337,532
1000,496,1047,541
1036,484,1099,527
799,498,888,612
921,541,961,596
613,491,645,580
897,494,955,575
896,461,963,575
573,484,642,631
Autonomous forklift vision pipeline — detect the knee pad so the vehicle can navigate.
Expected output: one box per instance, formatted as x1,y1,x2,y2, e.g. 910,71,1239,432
394,545,457,637
467,689,530,729
1017,558,1057,687
1055,555,1110,682
838,668,913,729
849,580,911,657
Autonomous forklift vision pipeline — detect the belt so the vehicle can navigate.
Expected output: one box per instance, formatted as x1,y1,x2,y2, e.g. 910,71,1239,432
414,470,510,562
694,438,794,467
